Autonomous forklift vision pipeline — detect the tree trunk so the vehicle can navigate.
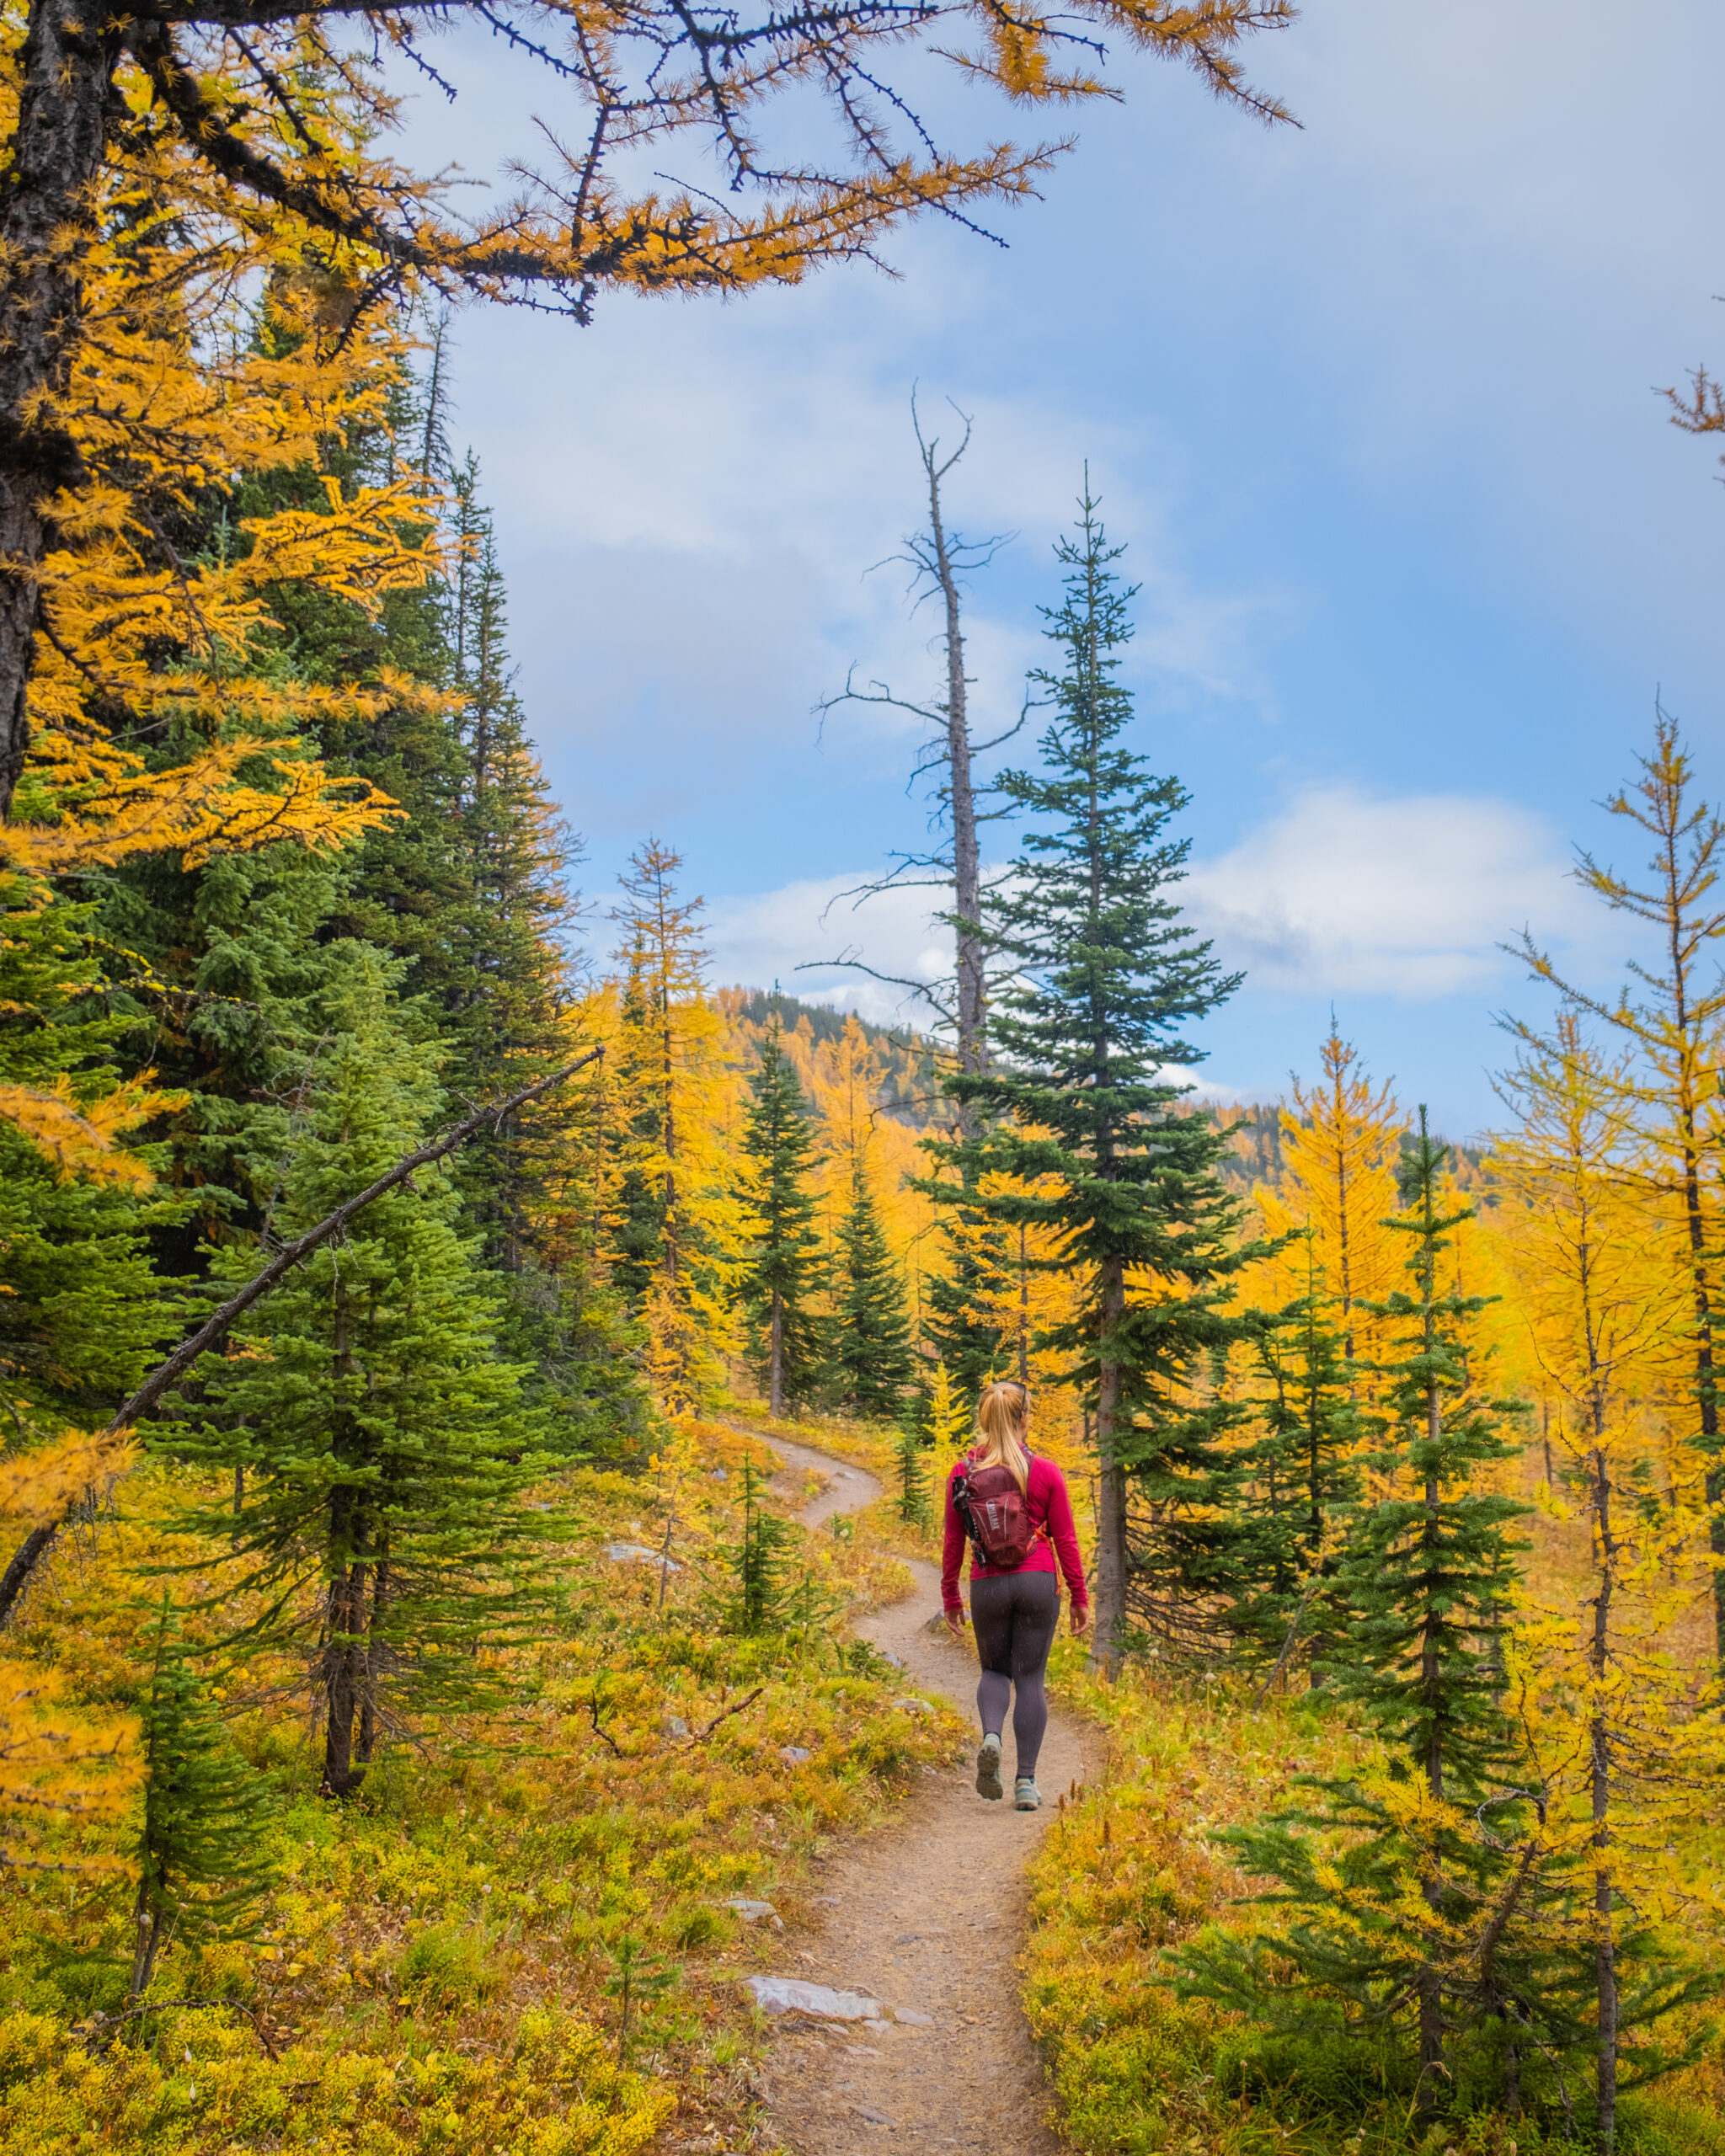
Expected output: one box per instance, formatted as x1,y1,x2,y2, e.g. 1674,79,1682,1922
322,1269,366,1795
0,0,120,819
322,1554,367,1795
1677,1137,1725,1659
1016,1223,1029,1384
1091,1254,1128,1673
357,1556,389,1766
919,435,986,1094
769,1289,784,1418
1590,1437,1619,2150
1417,1364,1446,2114
127,1870,163,2000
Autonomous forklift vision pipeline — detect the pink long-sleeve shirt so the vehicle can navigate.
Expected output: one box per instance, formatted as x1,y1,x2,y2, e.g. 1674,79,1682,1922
941,1454,1089,1616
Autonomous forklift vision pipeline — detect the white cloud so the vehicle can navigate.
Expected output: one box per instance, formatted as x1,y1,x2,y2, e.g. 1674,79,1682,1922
705,872,955,1027
701,787,1594,1018
1183,787,1589,999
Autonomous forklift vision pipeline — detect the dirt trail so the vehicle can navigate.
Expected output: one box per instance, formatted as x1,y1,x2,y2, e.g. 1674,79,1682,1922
748,1429,1090,2156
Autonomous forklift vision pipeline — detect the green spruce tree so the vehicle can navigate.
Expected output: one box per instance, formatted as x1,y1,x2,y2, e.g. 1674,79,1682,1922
0,873,186,1434
1324,1109,1529,2093
893,1397,932,1530
739,1018,827,1417
1225,1240,1362,1664
170,961,559,1796
919,1198,1016,1415
1179,1113,1536,2121
826,1160,915,1419
127,1598,278,2000
934,489,1258,1667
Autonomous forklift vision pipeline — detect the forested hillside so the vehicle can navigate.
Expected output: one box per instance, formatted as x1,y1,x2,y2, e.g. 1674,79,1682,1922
5,5,1725,2154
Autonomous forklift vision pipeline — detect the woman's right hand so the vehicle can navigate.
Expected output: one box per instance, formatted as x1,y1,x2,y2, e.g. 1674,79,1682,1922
944,1607,968,1638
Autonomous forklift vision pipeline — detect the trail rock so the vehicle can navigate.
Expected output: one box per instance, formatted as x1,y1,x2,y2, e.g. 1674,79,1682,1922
724,1898,783,1927
779,1744,812,1765
606,1543,681,1571
662,1715,691,1739
893,1697,935,1716
744,1977,883,2020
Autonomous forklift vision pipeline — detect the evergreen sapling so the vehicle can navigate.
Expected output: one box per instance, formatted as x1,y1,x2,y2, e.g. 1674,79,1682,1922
826,1157,915,1419
127,1598,277,2000
1179,1113,1537,2119
738,1018,827,1416
170,989,562,1797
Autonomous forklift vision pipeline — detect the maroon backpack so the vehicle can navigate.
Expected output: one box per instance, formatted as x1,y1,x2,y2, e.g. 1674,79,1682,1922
953,1452,1038,1570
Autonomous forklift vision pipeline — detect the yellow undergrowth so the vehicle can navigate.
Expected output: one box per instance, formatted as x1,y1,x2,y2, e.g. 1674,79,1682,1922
0,1414,967,2156
1024,1649,1725,2156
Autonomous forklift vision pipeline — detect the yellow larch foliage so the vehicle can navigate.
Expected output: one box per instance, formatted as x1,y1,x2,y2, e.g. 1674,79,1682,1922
0,1657,142,1870
803,1014,938,1294
602,845,747,1410
7,196,430,873
1253,1024,1406,1382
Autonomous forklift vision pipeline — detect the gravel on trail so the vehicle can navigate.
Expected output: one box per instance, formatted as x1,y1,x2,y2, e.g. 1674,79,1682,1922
745,1431,1092,2156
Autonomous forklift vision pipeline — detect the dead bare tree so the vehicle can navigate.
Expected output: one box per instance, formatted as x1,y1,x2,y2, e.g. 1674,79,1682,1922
809,398,1031,1123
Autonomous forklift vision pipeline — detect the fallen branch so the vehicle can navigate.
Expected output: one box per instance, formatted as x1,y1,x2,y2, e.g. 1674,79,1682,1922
693,1686,765,1743
587,1691,624,1758
0,1048,602,1627
80,1993,280,2059
1250,1557,1332,1711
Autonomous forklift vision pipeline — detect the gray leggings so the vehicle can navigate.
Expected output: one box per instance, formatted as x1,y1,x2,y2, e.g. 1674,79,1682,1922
969,1570,1059,1777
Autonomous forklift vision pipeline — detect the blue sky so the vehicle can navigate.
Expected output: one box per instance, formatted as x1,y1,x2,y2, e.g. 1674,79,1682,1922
397,0,1725,1138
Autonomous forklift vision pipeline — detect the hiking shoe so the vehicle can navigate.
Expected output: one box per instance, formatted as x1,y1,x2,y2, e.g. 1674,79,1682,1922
1014,1776,1042,1811
975,1733,1004,1801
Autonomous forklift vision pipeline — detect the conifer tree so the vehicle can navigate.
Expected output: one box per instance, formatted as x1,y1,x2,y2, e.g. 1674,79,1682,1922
1514,715,1725,1660
921,1200,1016,1410
127,1598,278,2000
739,1019,827,1417
893,1400,933,1530
1185,1116,1533,2114
827,1158,916,1418
1327,1112,1526,2089
171,965,558,1796
0,875,187,1431
603,844,743,1409
1256,1026,1405,1384
1494,1016,1721,2148
935,490,1256,1666
924,1361,974,1460
720,1463,798,1634
1226,1238,1361,1662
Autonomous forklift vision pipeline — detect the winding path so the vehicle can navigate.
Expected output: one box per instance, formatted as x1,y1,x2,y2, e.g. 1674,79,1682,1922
748,1428,1090,2156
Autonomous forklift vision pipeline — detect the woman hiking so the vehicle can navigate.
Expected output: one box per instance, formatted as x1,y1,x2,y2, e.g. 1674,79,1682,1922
942,1380,1089,1811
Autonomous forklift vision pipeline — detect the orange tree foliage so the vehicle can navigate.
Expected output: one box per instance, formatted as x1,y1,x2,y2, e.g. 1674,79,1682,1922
0,0,1295,821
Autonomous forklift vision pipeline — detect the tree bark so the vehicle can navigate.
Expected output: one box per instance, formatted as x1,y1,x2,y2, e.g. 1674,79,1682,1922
1589,1424,1620,2150
1417,1311,1446,2110
127,1873,163,2000
1091,1254,1128,1674
0,0,122,819
768,1289,784,1418
916,427,986,1100
321,1257,368,1796
321,1552,367,1796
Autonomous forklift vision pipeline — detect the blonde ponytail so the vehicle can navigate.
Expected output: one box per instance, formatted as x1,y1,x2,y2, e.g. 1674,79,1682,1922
973,1380,1032,1492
